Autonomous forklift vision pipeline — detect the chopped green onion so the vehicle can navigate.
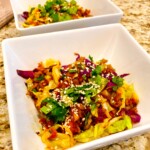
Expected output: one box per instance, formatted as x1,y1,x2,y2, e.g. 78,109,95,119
92,65,102,76
35,75,44,81
69,69,77,73
89,55,93,62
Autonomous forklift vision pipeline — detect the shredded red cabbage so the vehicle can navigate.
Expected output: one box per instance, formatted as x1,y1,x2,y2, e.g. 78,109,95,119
102,72,117,80
21,11,29,20
75,53,80,61
126,110,141,123
62,65,69,69
17,70,34,79
85,58,95,68
119,73,130,78
80,68,91,77
61,65,69,74
107,81,116,87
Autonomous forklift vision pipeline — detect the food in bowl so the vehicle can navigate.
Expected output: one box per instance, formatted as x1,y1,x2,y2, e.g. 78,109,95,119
17,53,141,149
21,0,91,28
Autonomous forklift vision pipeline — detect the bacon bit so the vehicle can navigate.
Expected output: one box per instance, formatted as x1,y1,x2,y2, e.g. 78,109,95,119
72,78,80,85
110,93,122,108
48,127,57,139
36,131,40,135
109,109,117,118
39,118,54,129
84,9,91,16
101,90,111,99
96,107,107,123
67,120,81,134
125,98,138,107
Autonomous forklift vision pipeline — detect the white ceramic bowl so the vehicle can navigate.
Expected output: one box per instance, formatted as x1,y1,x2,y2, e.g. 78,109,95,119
10,0,123,35
2,24,150,150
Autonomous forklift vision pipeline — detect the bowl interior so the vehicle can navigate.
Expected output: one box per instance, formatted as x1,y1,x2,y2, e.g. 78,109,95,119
3,24,150,150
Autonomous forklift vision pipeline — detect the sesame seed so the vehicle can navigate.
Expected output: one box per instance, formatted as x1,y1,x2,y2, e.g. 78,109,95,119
87,62,90,65
86,67,89,71
64,81,68,85
82,117,85,121
80,96,84,100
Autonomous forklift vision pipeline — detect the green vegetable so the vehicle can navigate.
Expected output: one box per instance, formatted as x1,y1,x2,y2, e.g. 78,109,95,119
44,1,53,11
90,65,108,90
106,115,132,134
55,0,64,4
51,13,59,22
90,75,108,90
92,65,102,76
38,4,47,17
48,9,56,15
74,122,105,142
70,0,76,5
125,115,132,129
75,115,132,142
64,83,99,101
64,77,108,103
88,55,93,62
82,74,87,80
69,69,77,73
67,6,78,15
32,88,37,92
40,105,53,114
112,76,124,86
35,75,44,81
84,112,90,126
74,126,94,142
40,97,68,122
85,95,91,104
75,115,132,143
93,123,105,138
94,75,102,85
91,103,98,117
29,7,35,14
112,76,124,91
50,106,67,122
59,13,72,21
44,0,79,21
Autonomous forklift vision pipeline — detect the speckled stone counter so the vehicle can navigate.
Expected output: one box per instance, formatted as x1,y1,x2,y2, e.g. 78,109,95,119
0,0,150,150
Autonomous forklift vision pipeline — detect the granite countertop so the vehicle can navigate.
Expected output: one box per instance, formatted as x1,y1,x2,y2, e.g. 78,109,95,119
0,0,150,150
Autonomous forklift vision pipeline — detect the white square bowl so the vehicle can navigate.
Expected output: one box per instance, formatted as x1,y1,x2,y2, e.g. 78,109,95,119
10,0,123,35
2,24,150,150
